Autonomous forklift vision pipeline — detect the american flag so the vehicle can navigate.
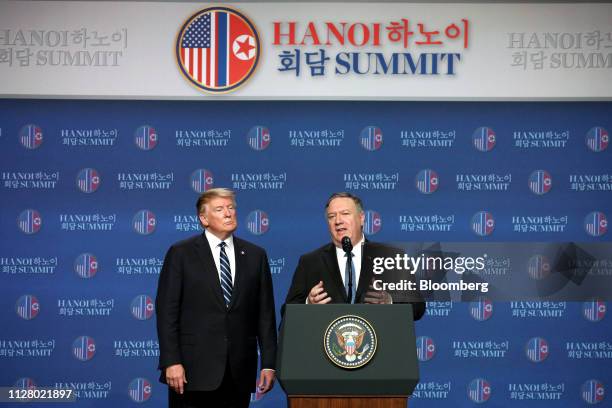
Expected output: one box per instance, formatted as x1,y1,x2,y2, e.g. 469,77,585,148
181,14,213,86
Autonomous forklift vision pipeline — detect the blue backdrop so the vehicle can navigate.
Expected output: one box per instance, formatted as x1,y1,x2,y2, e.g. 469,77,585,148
1,100,610,407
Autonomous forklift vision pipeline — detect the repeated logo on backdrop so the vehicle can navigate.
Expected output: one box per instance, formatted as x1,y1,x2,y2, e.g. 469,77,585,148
17,209,42,234
76,168,101,193
584,211,608,237
128,378,152,403
360,126,383,151
471,211,495,236
191,169,214,193
72,336,96,361
525,337,549,363
473,127,496,152
248,126,271,150
468,378,492,403
133,210,156,235
246,210,269,235
131,295,155,320
134,125,158,150
581,380,605,404
74,253,98,279
470,298,493,321
416,169,439,194
528,170,552,195
528,255,550,280
19,124,43,149
15,295,40,320
416,336,436,362
585,127,608,152
364,210,382,235
583,300,606,322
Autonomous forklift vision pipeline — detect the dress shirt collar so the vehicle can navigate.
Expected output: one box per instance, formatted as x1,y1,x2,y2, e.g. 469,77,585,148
204,229,234,250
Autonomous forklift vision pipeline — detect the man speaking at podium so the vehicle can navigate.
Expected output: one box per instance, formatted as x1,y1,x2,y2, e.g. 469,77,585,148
284,192,425,321
156,188,277,408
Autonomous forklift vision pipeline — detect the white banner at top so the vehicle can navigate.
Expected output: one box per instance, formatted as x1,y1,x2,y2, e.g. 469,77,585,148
1,1,611,99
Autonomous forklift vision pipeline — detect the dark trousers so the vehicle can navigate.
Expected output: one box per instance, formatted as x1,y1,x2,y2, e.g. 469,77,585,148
168,361,251,408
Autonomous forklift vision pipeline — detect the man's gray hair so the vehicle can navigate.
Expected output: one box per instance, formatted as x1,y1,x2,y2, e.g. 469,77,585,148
324,192,364,213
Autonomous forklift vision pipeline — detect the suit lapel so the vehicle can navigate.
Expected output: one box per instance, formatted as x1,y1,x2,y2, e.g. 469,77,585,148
357,241,373,302
230,236,247,309
195,233,226,309
322,244,347,303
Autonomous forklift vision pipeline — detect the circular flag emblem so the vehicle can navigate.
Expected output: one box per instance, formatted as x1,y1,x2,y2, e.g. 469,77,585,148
582,380,605,404
364,210,382,235
74,253,98,279
528,170,552,195
585,211,607,237
583,300,606,322
246,210,269,235
472,127,496,152
76,168,101,193
72,336,96,361
15,295,40,320
415,169,439,194
131,295,155,320
324,315,377,369
525,337,549,362
248,126,271,150
468,378,492,403
19,124,43,149
360,126,383,151
134,125,158,150
470,298,493,321
17,209,42,234
191,169,214,193
471,211,495,236
586,127,608,152
416,336,436,362
128,378,152,403
177,7,260,93
133,210,156,235
527,254,550,280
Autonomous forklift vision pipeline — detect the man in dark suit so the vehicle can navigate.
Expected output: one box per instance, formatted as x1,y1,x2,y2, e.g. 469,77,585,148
156,188,277,408
284,192,425,321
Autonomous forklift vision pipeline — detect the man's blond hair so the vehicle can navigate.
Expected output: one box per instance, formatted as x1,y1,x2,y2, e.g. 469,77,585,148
196,188,236,214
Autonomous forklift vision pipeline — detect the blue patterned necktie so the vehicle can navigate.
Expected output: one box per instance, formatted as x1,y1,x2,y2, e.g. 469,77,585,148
345,252,355,304
218,242,232,306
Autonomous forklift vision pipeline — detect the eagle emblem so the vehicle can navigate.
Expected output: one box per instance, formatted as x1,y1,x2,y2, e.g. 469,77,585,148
324,315,377,369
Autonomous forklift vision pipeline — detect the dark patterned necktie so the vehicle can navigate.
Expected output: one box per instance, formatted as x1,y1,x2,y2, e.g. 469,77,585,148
219,242,232,306
345,252,355,303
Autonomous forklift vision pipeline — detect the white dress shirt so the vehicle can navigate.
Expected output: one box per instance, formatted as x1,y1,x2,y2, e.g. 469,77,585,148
205,229,236,284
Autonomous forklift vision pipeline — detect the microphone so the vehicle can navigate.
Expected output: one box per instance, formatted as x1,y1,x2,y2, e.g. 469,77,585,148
341,237,353,303
341,236,353,253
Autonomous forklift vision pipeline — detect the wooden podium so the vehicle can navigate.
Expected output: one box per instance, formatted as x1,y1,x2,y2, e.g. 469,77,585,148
288,396,407,408
278,304,418,407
